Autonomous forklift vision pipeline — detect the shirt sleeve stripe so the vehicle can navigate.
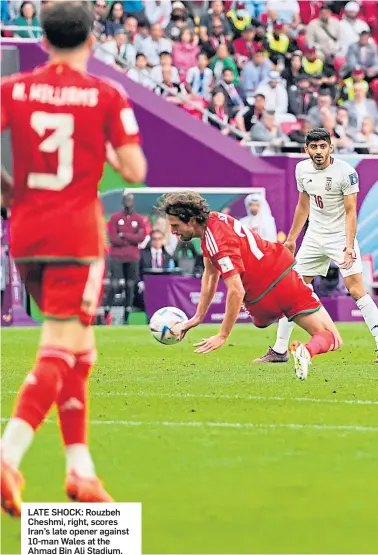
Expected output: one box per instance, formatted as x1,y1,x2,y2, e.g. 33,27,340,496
205,227,219,255
205,230,216,256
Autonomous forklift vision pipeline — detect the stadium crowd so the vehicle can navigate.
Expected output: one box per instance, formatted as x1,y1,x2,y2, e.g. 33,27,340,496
3,0,378,153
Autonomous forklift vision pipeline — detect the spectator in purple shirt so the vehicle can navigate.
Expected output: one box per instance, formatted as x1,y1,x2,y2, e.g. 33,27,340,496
104,192,146,324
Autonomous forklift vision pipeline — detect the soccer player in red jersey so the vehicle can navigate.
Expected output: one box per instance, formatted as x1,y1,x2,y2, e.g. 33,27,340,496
159,192,342,378
1,1,146,516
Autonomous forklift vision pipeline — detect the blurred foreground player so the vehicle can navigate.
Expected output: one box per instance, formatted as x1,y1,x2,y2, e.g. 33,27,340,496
160,192,342,379
1,1,146,515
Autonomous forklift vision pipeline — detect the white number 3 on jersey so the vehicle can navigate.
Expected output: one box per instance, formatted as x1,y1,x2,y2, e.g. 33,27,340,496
28,112,74,191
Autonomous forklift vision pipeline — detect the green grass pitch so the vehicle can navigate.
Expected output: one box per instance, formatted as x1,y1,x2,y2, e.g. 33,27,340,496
2,324,378,554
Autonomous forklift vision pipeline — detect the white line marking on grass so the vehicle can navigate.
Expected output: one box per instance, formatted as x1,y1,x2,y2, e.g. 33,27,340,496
95,391,378,406
1,417,377,432
5,390,377,406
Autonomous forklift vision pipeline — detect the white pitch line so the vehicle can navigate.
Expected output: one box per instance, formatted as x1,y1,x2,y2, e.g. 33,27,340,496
4,390,378,406
1,417,377,432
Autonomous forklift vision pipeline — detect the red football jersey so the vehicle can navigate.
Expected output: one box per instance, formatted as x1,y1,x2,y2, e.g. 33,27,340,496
1,63,141,262
201,212,295,303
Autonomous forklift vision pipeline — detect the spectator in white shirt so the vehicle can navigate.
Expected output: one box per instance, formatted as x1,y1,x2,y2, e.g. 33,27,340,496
144,0,172,30
339,2,370,56
115,29,137,68
240,193,277,242
267,0,300,28
343,30,378,80
93,28,136,68
185,53,214,100
140,23,172,66
241,47,272,100
344,82,378,129
133,20,151,53
250,110,289,153
355,116,378,153
255,70,288,114
306,4,341,59
308,91,337,127
150,51,180,84
128,53,153,88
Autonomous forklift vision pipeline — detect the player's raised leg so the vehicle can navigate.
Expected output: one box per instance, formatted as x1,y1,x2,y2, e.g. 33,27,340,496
291,307,342,380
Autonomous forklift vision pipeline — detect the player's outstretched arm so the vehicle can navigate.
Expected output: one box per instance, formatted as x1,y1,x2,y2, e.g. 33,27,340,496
285,192,310,253
194,273,244,354
180,258,220,339
219,274,245,339
1,167,13,208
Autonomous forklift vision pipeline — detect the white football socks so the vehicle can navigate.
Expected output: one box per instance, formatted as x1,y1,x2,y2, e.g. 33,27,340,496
273,317,295,354
356,294,378,348
66,444,96,478
1,417,35,469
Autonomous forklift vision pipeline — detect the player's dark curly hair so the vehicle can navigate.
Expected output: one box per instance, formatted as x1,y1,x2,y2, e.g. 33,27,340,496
305,127,331,146
158,191,211,225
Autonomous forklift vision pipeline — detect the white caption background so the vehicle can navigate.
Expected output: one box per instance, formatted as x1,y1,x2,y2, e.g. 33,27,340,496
21,503,141,555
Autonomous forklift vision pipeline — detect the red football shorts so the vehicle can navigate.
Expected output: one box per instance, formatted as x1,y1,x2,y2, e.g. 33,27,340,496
245,268,321,328
17,261,105,326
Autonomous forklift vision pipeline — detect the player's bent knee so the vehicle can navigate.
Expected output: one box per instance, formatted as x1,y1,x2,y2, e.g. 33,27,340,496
126,279,135,288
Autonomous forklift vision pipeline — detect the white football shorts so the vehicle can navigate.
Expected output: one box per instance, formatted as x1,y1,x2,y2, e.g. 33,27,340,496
295,230,362,278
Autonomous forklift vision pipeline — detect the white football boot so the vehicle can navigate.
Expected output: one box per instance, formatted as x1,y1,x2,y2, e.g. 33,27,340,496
292,342,311,380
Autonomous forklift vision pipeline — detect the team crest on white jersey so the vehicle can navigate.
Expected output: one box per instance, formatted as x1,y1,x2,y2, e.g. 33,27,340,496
325,177,332,191
349,172,358,186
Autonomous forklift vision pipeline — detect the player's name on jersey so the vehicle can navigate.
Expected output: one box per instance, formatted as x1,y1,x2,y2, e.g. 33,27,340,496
12,82,99,107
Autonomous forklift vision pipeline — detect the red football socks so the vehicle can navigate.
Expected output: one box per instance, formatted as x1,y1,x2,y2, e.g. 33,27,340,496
306,331,339,358
13,347,75,430
57,350,96,446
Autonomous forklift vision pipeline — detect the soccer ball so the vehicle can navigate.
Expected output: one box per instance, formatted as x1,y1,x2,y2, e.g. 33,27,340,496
149,306,188,345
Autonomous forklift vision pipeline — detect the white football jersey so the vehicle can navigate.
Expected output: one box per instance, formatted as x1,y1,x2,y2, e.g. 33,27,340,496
296,157,359,235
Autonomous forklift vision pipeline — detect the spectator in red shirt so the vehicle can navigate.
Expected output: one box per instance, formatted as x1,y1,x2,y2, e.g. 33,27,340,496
234,25,257,69
172,27,200,80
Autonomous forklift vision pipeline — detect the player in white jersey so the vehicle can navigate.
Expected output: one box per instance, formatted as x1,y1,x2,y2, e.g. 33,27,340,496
255,128,378,364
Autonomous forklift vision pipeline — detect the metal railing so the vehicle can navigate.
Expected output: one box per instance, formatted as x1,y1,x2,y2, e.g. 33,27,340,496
1,24,42,37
